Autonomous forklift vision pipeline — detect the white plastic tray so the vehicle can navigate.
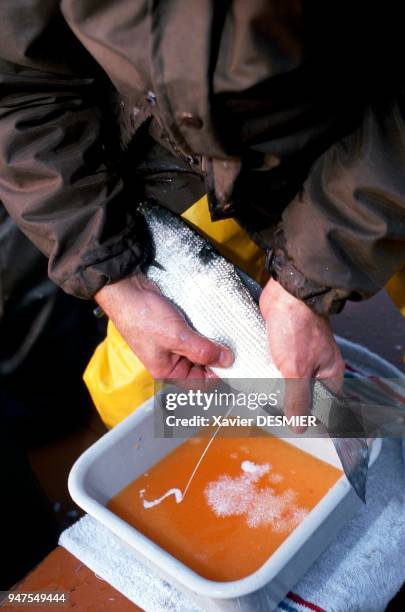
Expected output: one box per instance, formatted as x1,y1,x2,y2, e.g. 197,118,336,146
68,398,381,611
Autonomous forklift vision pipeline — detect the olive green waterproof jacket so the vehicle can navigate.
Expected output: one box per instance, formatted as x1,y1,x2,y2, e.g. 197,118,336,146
1,0,405,314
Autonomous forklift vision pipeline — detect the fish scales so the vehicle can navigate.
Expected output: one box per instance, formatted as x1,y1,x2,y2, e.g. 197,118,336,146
141,202,370,501
146,209,273,379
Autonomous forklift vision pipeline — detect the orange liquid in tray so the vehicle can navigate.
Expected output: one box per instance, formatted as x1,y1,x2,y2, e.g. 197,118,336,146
108,433,341,581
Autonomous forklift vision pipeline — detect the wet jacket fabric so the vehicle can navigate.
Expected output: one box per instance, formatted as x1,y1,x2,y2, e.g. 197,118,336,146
1,1,405,314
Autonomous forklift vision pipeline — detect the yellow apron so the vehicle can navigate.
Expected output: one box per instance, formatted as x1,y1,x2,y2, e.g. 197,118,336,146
386,267,405,317
84,195,268,428
84,196,405,429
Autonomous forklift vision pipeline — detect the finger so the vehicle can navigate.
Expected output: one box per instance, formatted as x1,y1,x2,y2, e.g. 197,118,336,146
161,357,214,394
167,363,220,395
316,354,346,396
169,324,234,368
283,378,312,433
205,368,219,379
317,374,343,397
169,357,207,381
179,364,217,382
140,333,226,381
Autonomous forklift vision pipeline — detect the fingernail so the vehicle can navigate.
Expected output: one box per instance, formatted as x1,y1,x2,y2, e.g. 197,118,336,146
218,349,233,367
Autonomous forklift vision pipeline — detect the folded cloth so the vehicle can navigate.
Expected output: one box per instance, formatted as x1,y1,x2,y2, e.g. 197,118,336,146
277,438,405,612
60,516,201,612
60,438,405,612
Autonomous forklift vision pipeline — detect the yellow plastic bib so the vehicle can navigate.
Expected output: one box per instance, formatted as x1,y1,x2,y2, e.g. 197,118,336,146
386,267,405,318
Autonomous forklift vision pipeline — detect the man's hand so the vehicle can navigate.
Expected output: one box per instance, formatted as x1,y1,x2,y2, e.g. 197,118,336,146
95,274,234,380
260,278,345,431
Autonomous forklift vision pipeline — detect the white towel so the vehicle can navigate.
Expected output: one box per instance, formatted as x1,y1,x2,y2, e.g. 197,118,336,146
60,438,404,612
277,438,405,612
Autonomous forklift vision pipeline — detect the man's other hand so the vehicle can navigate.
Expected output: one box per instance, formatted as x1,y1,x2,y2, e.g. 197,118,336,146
95,274,234,380
260,278,345,431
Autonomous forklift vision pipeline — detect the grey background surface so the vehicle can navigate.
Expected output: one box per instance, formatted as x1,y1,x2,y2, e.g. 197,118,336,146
331,290,404,371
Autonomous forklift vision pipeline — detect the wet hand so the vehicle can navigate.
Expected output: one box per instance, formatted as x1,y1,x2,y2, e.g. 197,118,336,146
259,278,345,431
95,274,234,380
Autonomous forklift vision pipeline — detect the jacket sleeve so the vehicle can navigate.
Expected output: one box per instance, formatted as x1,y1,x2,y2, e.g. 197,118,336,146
0,4,148,300
266,91,405,315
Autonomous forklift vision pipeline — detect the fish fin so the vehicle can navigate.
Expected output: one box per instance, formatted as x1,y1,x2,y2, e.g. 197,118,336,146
150,259,166,271
331,436,370,502
234,267,262,303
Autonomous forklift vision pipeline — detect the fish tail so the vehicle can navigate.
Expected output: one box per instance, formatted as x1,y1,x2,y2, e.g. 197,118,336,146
331,437,370,502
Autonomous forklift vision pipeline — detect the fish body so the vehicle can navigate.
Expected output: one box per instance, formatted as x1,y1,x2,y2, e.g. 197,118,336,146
141,202,369,501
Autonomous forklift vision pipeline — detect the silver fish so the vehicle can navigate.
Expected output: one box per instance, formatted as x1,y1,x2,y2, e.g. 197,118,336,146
141,201,370,501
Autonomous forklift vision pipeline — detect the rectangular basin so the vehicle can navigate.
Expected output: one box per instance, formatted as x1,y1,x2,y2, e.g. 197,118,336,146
68,398,380,611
